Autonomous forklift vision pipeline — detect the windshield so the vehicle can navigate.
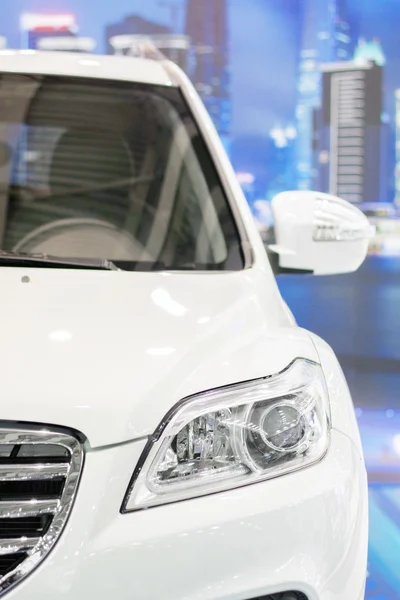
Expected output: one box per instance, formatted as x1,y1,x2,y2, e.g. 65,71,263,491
0,73,243,271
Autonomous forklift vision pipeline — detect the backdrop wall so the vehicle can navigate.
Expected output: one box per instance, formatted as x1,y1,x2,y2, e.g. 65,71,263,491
0,1,399,598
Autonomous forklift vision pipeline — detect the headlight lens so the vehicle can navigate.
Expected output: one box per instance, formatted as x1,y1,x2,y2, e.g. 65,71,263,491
123,359,330,511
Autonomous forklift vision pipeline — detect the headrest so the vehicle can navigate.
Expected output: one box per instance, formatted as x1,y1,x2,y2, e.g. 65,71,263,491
49,128,134,196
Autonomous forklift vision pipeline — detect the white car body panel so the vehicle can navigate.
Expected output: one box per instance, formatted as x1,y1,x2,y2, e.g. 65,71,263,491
0,52,367,600
0,50,173,85
0,266,311,448
8,430,367,600
309,332,365,456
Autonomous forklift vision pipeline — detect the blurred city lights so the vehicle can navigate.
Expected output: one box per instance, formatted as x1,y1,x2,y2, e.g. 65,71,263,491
269,125,297,148
235,171,255,185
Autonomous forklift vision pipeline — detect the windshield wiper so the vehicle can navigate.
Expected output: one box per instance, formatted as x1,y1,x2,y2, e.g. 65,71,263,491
0,250,119,271
114,260,224,272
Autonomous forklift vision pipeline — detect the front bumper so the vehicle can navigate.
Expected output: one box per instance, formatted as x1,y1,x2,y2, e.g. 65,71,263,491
8,429,367,600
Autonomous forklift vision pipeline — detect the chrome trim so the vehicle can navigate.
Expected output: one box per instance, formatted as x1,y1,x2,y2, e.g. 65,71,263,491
0,538,39,554
0,500,60,518
0,427,83,596
0,463,69,481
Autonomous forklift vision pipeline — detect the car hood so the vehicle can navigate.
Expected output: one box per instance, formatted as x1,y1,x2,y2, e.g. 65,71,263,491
0,267,318,448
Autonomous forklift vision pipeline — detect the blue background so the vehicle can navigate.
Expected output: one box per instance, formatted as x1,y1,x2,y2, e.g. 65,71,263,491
0,1,399,597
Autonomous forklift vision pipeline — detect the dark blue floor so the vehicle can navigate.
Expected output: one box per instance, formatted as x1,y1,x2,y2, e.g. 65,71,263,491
277,256,400,599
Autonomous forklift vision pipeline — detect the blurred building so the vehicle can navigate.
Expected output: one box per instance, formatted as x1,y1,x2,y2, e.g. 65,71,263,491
106,15,189,72
20,14,78,50
36,37,96,53
379,118,391,204
313,59,383,204
354,38,389,204
185,0,231,152
109,33,190,72
295,0,354,191
395,90,400,207
0,37,6,50
106,15,169,53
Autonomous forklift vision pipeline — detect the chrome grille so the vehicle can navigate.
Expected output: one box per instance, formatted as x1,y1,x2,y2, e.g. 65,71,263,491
0,427,83,595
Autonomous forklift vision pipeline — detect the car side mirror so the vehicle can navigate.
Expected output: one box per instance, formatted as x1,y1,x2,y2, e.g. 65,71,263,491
269,191,375,275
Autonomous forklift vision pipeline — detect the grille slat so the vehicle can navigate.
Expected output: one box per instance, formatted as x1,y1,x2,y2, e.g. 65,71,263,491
0,499,60,518
0,553,27,577
0,478,65,500
0,429,83,594
0,515,52,538
0,537,39,554
0,463,69,480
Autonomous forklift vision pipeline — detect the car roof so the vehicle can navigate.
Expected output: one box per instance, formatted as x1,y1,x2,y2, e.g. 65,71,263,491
0,50,174,86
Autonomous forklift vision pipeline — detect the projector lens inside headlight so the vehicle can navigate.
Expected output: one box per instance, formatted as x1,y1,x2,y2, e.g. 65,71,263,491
256,404,307,451
262,404,306,449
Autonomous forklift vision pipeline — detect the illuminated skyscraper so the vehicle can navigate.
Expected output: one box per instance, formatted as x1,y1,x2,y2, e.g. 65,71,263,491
395,90,400,206
314,60,383,203
185,0,231,151
295,0,353,190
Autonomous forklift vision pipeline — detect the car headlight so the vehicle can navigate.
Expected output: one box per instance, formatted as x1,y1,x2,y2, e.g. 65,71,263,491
122,359,330,511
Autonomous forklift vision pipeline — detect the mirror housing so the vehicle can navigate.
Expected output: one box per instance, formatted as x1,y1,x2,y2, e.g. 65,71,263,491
269,191,375,275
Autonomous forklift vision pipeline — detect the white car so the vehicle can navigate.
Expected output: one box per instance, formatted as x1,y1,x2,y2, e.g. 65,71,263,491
0,51,368,600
